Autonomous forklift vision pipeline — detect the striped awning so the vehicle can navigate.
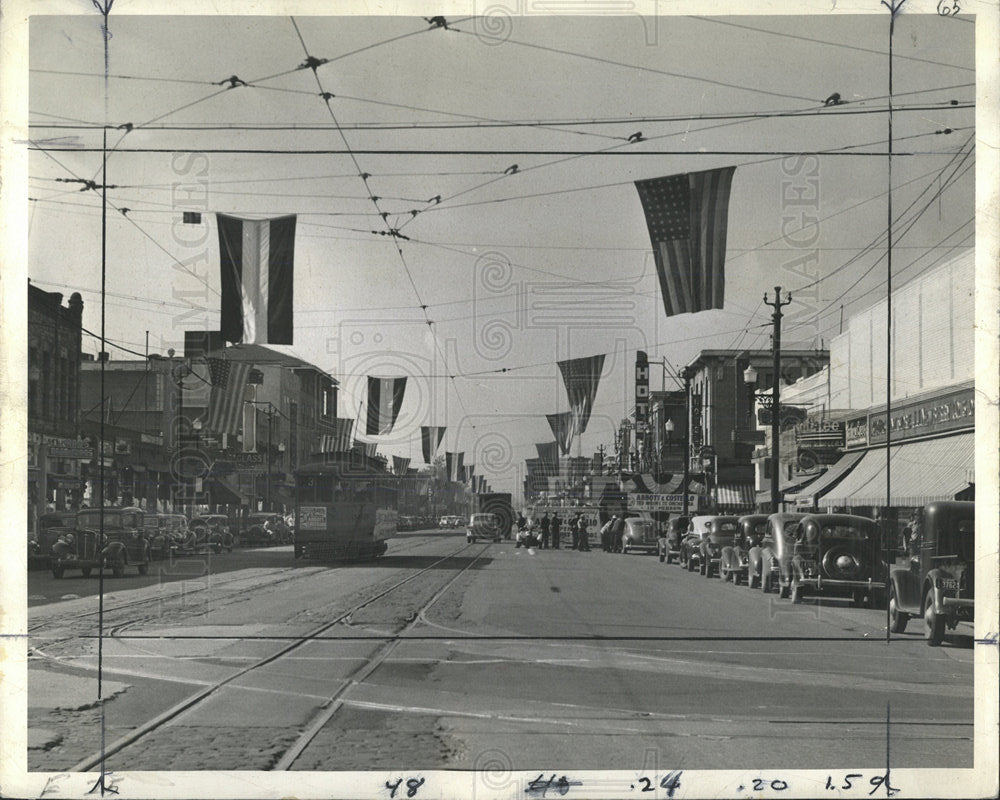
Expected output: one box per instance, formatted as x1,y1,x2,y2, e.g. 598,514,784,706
822,433,974,509
786,450,866,508
715,482,756,513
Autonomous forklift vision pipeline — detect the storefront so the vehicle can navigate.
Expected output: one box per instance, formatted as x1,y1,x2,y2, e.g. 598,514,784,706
811,382,975,517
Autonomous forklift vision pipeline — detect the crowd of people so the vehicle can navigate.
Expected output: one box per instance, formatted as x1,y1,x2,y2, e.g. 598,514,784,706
513,511,629,553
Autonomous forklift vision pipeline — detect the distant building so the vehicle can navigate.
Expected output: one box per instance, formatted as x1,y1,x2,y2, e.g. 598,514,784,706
27,283,85,529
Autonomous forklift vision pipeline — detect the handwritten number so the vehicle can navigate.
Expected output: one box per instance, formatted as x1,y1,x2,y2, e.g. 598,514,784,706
638,777,654,792
386,779,403,798
751,778,788,792
869,773,899,797
842,774,863,790
406,778,425,797
826,776,834,791
660,771,683,798
527,774,573,797
937,0,961,14
771,779,788,791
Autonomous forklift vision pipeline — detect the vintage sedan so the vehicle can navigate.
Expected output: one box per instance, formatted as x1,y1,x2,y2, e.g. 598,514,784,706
888,501,974,645
621,517,659,554
658,516,690,563
721,514,768,585
788,513,887,606
468,512,502,543
242,513,290,546
750,512,807,596
30,511,77,569
51,506,151,578
698,516,740,577
144,512,190,559
679,516,714,572
187,513,234,552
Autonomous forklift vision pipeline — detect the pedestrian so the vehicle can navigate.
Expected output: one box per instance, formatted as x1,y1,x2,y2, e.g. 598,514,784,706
908,508,924,557
570,512,581,549
576,513,590,551
517,512,527,533
540,511,551,549
611,513,625,554
600,515,616,552
551,512,561,549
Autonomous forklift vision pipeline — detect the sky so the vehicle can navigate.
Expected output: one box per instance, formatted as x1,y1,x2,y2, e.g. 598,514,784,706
23,9,979,497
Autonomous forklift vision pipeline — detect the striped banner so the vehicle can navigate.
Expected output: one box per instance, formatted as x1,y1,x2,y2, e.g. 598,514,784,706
218,214,297,344
353,439,378,458
421,425,446,463
557,353,605,437
546,412,575,457
536,441,560,473
205,359,252,435
319,418,354,453
366,376,407,435
445,452,464,483
634,166,736,317
393,455,411,475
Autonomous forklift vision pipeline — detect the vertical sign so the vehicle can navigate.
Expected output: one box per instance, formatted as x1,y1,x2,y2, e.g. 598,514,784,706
635,351,649,433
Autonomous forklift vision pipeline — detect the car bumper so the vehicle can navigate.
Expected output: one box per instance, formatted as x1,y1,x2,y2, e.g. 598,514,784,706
796,577,885,591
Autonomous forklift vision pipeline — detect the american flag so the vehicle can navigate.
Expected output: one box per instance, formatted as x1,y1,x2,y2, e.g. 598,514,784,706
319,418,354,453
446,451,464,483
545,413,575,457
353,439,378,458
205,358,252,435
634,166,736,317
366,376,407,435
393,455,411,475
557,353,605,437
421,425,446,463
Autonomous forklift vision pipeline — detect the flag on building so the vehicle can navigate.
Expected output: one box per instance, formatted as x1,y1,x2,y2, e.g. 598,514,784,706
205,358,252,435
218,214,297,345
536,441,560,474
353,439,378,458
634,166,736,317
319,418,354,452
421,425,446,463
477,475,486,493
393,455,411,475
445,452,464,483
466,464,476,486
546,412,575,457
557,353,605,437
366,376,407,435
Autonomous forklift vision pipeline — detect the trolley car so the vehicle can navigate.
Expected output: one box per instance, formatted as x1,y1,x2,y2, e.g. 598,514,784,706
293,454,397,560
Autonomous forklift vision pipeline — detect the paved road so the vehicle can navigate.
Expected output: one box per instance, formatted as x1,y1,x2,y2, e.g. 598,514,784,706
27,529,973,773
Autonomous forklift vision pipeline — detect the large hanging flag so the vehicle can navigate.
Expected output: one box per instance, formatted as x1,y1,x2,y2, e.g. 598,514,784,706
466,464,476,487
445,452,464,483
536,441,560,474
366,376,407,435
217,214,297,344
205,358,252,435
546,413,575,457
558,353,606,437
319,418,354,453
393,455,411,475
421,425,446,463
353,439,378,458
634,166,736,317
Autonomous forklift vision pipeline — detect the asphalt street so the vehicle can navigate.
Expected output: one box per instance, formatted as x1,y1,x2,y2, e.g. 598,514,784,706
26,529,974,773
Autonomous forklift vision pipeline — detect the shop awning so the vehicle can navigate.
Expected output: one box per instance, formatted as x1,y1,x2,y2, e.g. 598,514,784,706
715,482,756,513
212,474,250,505
822,433,974,509
785,450,867,508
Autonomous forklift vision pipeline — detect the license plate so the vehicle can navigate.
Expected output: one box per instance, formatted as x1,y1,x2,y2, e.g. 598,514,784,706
939,578,960,590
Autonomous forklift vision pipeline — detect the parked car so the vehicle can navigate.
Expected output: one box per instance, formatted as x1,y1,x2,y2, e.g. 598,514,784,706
188,513,233,552
721,514,768,584
888,501,974,645
698,516,740,577
788,513,887,607
30,511,77,569
621,517,659,554
438,515,464,528
749,513,807,596
242,513,289,546
144,512,190,559
51,506,151,578
467,512,502,543
679,516,714,572
657,516,690,563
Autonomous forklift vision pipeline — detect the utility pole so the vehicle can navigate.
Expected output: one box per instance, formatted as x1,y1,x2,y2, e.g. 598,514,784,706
764,286,792,512
681,368,692,518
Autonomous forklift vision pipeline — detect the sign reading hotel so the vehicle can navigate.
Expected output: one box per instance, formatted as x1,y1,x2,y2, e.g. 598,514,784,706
635,350,649,434
868,385,974,445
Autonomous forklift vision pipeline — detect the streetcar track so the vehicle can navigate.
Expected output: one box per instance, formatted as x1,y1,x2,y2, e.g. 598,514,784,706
274,541,492,770
66,538,487,772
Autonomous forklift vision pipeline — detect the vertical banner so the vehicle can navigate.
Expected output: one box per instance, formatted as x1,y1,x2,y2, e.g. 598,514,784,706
635,350,649,435
546,413,575,457
421,425,446,464
366,376,407,435
557,353,606,437
218,214,297,344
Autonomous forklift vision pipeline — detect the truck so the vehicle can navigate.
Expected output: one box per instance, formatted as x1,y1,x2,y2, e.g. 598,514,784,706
471,492,514,540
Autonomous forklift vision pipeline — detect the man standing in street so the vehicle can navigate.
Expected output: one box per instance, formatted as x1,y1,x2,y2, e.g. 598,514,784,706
576,512,590,551
540,512,551,549
551,512,561,549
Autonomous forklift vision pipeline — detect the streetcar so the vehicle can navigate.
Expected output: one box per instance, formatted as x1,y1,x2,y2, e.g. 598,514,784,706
293,454,397,560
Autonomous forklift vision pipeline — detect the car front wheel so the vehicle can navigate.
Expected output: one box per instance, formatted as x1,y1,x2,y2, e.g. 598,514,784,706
888,584,909,633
